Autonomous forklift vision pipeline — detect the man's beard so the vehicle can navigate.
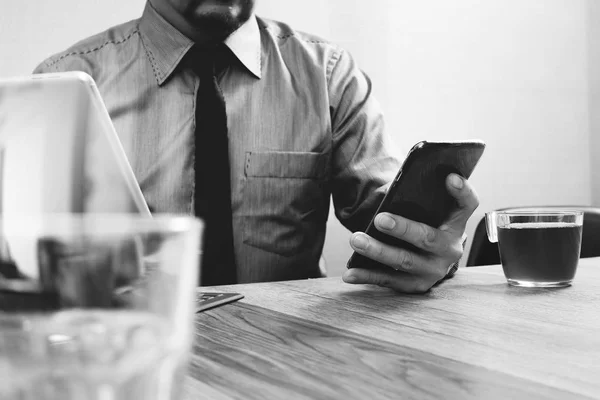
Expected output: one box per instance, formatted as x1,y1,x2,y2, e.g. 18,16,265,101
185,0,254,43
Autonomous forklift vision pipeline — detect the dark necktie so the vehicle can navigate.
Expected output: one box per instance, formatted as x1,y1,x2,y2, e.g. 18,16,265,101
191,45,237,286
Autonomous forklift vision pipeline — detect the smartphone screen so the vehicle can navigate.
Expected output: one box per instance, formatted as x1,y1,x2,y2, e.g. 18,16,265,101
347,140,486,270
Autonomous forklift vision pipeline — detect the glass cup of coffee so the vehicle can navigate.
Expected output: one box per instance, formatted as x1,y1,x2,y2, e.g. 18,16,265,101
485,210,583,287
0,214,202,400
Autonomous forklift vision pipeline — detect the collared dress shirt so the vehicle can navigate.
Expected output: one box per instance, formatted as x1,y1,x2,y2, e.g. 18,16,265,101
34,2,402,283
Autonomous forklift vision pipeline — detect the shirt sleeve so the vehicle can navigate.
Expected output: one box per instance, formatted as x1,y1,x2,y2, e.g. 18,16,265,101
32,61,51,74
32,53,94,76
32,56,64,74
328,48,403,233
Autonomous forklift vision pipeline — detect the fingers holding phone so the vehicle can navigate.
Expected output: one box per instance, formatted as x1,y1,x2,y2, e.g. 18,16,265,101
343,215,463,293
441,173,480,236
344,140,485,293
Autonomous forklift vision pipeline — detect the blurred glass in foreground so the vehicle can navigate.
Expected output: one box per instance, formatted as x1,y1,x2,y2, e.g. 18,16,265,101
0,214,202,400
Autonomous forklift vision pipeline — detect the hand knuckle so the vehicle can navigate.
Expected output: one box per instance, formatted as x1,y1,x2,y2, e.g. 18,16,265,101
377,276,392,288
422,226,437,250
438,234,464,256
375,244,386,259
441,242,460,259
361,271,375,284
396,251,414,270
438,237,452,255
399,220,410,237
452,246,464,260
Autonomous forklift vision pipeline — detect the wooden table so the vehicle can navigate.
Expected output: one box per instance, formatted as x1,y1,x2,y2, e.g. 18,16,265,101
185,258,600,400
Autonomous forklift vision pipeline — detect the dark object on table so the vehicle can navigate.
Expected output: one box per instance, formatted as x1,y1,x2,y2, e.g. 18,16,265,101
196,292,244,313
467,206,600,266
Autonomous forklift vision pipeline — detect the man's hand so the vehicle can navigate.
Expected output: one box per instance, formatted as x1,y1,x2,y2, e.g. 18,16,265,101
342,173,479,293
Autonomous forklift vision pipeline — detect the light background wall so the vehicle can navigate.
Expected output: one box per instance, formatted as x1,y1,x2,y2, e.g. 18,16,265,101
590,1,600,206
1,0,596,276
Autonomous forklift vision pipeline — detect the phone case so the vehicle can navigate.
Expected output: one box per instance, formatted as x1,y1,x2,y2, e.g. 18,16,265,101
347,140,486,270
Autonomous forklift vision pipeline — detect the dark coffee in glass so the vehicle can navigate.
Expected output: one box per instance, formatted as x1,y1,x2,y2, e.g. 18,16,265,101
486,211,583,287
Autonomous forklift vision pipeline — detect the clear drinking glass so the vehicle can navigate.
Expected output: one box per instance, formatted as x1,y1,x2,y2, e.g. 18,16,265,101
0,214,202,400
485,210,583,287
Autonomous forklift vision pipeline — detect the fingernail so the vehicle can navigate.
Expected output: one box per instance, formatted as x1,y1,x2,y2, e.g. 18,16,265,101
376,214,396,230
344,274,357,284
352,234,369,250
450,174,464,189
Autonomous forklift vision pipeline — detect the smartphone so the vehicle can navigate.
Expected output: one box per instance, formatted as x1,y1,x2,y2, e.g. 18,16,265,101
346,140,486,270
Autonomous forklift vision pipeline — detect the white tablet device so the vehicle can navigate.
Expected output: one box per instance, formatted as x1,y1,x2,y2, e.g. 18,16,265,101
0,72,151,282
0,71,150,216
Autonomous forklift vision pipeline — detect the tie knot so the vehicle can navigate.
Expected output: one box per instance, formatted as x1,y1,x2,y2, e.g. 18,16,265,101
189,44,230,77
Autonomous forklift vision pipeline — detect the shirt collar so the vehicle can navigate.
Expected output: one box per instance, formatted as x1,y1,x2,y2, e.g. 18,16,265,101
139,2,262,85
224,12,262,79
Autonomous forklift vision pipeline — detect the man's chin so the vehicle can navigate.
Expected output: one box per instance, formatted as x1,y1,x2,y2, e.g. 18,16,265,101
189,15,241,42
187,5,249,41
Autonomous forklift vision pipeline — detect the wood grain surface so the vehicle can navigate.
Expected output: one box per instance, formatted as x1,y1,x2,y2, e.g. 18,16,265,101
185,258,600,400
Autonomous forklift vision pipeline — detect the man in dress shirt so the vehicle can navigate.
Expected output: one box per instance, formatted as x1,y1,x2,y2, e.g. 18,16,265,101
34,0,479,293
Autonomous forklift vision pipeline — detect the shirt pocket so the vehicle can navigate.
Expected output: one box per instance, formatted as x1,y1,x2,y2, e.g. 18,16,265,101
241,151,329,256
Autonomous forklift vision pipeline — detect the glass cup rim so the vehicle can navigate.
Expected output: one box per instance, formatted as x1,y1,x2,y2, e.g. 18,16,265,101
493,209,584,217
0,213,202,236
